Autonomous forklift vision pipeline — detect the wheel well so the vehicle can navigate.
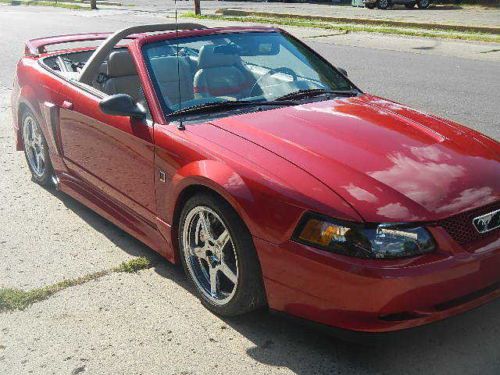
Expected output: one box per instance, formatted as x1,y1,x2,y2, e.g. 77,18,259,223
17,103,30,144
171,184,248,261
170,183,267,308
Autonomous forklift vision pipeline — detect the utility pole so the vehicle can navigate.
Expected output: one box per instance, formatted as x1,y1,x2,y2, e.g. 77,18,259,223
90,0,97,10
194,0,201,16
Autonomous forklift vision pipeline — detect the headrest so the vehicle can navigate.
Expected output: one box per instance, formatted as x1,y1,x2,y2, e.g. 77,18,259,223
197,45,240,70
107,51,137,77
150,56,191,82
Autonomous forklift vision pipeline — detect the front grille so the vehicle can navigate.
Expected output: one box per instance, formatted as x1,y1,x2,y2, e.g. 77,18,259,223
439,202,500,246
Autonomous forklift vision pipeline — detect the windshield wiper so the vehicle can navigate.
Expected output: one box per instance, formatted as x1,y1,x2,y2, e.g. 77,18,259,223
275,88,358,101
169,99,298,117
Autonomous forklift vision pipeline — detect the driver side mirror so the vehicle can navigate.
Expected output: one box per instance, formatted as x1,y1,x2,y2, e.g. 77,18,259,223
337,67,348,77
99,94,146,119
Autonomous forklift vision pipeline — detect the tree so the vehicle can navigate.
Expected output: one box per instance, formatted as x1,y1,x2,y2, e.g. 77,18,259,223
91,0,97,10
194,0,201,16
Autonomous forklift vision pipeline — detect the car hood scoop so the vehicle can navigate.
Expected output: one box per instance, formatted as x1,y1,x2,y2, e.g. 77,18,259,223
210,95,499,222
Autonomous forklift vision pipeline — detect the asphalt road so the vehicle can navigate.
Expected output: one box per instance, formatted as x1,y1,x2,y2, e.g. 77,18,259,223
0,5,499,375
122,0,500,28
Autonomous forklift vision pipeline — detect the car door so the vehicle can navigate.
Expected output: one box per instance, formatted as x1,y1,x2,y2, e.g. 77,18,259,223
57,83,156,221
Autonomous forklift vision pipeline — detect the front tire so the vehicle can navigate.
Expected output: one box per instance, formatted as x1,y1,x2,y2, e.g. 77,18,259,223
178,192,266,317
21,109,53,186
405,2,416,8
365,3,376,9
376,0,390,9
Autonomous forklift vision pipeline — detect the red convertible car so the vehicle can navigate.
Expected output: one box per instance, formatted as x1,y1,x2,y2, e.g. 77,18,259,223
11,23,499,333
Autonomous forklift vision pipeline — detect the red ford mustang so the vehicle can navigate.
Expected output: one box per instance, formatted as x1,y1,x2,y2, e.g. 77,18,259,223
11,24,499,333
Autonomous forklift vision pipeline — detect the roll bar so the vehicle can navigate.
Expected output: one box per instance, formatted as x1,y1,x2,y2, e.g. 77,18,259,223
78,23,206,84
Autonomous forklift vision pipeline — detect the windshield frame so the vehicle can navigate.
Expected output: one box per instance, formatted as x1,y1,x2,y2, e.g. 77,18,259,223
141,29,362,122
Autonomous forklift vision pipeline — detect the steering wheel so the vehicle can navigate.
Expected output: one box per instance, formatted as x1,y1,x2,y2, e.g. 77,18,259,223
249,67,298,97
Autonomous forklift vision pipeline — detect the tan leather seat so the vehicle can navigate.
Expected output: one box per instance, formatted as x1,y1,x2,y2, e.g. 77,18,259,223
103,51,141,101
193,45,255,99
149,56,194,108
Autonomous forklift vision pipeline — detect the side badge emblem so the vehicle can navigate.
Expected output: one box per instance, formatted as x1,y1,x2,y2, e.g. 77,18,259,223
159,170,166,183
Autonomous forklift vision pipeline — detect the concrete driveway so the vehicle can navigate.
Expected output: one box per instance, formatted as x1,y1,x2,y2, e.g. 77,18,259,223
0,5,499,375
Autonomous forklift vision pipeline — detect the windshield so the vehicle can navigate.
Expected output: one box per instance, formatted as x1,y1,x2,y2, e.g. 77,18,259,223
143,31,355,115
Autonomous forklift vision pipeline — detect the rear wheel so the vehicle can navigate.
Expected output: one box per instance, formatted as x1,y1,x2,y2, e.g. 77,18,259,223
365,3,376,8
405,2,416,8
21,109,53,186
417,0,430,8
376,0,390,9
178,192,266,317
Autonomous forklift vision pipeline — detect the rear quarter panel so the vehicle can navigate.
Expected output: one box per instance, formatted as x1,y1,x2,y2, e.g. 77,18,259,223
13,56,73,173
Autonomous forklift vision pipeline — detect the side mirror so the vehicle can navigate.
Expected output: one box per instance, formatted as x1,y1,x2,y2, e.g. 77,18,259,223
337,67,348,77
99,94,146,119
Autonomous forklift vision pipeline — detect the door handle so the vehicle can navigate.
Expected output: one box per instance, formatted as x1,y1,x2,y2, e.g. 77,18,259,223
62,100,73,110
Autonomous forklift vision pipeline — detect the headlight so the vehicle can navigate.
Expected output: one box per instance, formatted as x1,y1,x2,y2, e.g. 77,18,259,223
294,214,435,259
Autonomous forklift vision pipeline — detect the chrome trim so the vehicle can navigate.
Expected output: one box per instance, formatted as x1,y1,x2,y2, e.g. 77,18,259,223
23,114,46,177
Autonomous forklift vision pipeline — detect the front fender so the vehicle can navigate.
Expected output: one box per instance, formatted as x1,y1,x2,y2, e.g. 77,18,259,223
157,159,260,244
154,159,262,264
155,155,310,247
169,160,254,226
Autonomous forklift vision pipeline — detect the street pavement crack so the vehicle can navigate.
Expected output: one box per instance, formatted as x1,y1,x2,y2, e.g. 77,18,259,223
0,257,152,312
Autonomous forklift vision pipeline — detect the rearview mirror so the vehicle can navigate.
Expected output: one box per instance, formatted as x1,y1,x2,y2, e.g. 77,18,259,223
99,94,146,119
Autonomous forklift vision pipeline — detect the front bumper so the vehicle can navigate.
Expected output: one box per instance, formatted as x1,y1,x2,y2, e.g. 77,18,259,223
254,226,500,333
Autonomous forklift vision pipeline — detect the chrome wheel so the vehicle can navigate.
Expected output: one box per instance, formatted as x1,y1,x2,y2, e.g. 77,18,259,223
377,0,389,8
23,114,46,177
182,206,239,305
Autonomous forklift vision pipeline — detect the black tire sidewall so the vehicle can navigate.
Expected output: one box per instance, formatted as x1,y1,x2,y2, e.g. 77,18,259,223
417,0,429,8
21,109,53,186
178,192,266,317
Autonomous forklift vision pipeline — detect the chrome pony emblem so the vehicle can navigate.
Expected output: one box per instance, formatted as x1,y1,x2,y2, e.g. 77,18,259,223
472,209,500,234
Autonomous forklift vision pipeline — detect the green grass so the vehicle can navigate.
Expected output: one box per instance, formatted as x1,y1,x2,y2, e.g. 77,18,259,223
182,12,500,43
0,257,151,312
113,256,151,273
0,0,88,10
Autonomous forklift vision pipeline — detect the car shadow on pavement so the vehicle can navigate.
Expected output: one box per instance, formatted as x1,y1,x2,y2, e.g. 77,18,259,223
219,296,500,374
46,186,500,375
47,187,161,257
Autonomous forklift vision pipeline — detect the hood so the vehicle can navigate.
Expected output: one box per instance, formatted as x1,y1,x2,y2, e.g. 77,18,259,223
209,94,500,222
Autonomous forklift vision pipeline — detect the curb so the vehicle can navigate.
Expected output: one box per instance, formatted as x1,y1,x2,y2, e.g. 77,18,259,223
216,9,500,35
0,0,122,8
81,0,122,6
